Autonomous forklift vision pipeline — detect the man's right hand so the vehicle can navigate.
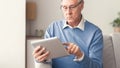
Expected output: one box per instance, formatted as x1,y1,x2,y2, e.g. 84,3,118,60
32,46,50,62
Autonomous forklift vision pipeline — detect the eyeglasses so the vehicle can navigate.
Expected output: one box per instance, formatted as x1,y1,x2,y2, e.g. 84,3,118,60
60,0,82,11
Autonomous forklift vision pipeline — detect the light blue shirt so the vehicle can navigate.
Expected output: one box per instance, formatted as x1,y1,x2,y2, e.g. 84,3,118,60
44,19,103,68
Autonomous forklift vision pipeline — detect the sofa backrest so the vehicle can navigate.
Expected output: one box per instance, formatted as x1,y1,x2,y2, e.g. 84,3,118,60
103,33,120,68
103,35,116,68
111,33,120,68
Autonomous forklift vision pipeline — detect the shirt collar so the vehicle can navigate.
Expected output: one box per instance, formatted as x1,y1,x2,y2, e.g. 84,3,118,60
63,16,85,31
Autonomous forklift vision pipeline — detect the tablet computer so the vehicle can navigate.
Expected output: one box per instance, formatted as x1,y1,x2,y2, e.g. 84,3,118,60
31,37,69,60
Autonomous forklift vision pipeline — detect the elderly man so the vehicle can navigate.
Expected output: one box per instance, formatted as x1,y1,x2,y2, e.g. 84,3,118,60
33,0,103,68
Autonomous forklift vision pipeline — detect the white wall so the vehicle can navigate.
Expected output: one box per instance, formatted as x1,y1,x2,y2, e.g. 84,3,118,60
83,0,120,34
0,0,25,68
27,0,120,35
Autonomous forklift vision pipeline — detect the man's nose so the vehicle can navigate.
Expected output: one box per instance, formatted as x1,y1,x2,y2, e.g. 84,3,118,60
66,8,72,14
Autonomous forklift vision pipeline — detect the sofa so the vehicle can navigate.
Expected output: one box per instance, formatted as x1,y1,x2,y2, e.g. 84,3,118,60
103,33,120,68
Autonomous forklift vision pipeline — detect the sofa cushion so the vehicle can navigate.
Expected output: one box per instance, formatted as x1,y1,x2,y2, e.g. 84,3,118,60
103,35,116,68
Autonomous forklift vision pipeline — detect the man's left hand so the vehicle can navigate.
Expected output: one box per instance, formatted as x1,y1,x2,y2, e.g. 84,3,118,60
63,42,83,59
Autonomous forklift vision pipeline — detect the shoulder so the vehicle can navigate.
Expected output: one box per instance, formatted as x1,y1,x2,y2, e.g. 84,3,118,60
48,19,65,28
85,20,103,43
51,19,65,26
85,20,102,32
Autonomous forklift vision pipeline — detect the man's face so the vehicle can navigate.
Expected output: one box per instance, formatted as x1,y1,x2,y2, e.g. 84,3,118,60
61,0,84,23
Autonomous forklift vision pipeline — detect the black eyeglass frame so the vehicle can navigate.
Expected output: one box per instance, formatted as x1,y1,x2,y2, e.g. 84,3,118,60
60,0,83,10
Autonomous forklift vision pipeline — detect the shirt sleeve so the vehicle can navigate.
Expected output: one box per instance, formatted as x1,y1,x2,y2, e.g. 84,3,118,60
44,23,54,38
34,60,52,68
75,29,103,68
73,52,84,62
34,58,52,68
